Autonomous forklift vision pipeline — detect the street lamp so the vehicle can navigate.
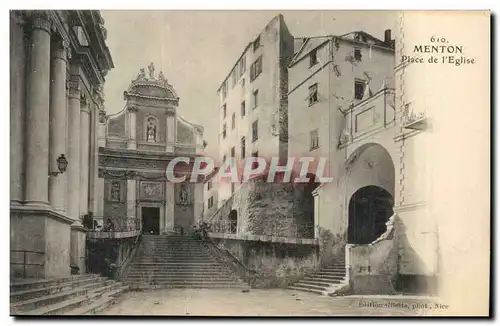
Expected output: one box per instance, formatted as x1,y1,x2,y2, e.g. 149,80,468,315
48,154,68,177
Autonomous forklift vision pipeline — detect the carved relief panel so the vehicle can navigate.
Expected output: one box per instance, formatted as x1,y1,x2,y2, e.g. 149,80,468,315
108,180,125,202
140,181,164,201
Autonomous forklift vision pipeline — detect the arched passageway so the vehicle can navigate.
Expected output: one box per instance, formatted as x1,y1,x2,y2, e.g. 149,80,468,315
347,185,394,245
228,209,237,234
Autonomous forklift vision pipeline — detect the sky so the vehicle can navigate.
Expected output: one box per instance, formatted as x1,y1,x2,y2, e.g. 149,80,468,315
101,10,396,157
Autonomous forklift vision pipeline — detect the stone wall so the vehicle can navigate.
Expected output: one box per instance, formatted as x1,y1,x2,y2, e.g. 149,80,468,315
210,237,319,288
208,177,315,238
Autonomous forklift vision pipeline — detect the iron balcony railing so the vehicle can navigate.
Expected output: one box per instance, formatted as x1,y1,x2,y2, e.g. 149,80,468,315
209,220,315,239
84,216,141,232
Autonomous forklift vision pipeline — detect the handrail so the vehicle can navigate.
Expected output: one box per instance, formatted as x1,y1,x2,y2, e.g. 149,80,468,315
114,225,143,278
10,249,45,278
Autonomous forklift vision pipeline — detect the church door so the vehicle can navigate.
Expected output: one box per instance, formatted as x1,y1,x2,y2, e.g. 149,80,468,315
142,207,160,235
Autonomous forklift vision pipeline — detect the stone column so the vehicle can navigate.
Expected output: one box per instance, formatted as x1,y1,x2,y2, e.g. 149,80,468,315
79,97,91,216
165,182,175,232
127,179,136,222
94,112,107,218
67,74,81,221
10,12,26,204
165,112,176,152
24,12,52,207
313,188,320,239
127,107,138,149
48,40,68,213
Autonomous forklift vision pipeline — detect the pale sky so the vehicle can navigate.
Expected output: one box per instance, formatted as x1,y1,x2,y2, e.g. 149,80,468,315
101,10,396,157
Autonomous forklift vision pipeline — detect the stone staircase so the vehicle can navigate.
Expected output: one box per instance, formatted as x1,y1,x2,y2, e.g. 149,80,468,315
10,274,127,316
289,254,347,295
121,234,246,289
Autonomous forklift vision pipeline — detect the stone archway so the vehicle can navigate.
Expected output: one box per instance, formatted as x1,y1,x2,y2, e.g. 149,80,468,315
347,185,394,244
228,209,237,234
342,142,395,243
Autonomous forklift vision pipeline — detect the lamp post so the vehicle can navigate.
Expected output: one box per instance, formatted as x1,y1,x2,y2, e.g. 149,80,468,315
48,154,68,177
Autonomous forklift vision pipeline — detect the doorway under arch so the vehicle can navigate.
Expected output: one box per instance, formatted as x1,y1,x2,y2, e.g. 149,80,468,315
228,209,237,234
347,185,394,245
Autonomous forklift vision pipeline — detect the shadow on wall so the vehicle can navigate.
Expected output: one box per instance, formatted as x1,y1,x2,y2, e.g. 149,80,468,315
348,216,437,296
317,227,347,267
394,218,438,296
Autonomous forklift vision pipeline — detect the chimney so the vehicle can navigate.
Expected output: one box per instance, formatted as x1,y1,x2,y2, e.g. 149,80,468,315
384,29,392,43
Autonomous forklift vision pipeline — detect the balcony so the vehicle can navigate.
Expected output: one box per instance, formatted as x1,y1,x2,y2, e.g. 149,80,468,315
402,102,427,130
86,216,141,239
339,88,396,147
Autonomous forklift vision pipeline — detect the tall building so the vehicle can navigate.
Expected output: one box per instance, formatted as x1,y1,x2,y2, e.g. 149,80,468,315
214,14,294,205
10,10,114,278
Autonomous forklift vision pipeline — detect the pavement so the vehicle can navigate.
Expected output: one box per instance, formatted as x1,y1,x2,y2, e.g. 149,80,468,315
97,288,447,316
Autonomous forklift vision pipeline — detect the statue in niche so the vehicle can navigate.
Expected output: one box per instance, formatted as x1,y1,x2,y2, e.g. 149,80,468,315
148,62,155,79
110,182,120,202
179,184,189,205
146,117,156,142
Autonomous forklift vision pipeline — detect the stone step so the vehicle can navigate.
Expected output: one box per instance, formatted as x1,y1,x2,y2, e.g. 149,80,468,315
63,286,128,315
10,274,100,293
127,283,247,290
288,285,324,295
10,276,108,303
10,280,119,314
292,282,328,291
320,268,345,273
130,262,223,266
295,280,332,287
11,282,124,315
134,257,215,262
122,275,238,281
304,275,344,282
312,271,345,278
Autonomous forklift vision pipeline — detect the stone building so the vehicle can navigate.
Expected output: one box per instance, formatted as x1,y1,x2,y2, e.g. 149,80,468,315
214,14,294,205
97,63,206,235
10,10,113,278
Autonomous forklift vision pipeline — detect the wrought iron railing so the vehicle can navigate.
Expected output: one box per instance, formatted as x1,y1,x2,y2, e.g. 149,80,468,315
10,249,45,278
85,216,141,232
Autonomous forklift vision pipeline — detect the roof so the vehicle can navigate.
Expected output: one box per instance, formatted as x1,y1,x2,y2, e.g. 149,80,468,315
289,30,394,67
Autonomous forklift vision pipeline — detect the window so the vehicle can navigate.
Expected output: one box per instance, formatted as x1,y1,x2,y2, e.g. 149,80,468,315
231,69,237,88
355,80,365,100
308,83,318,106
241,137,246,158
231,113,236,129
208,196,214,209
231,182,235,194
250,56,262,81
251,151,259,169
221,82,227,99
222,104,226,118
222,123,227,139
253,36,260,51
241,78,245,91
241,101,246,117
354,48,362,61
252,121,258,142
253,90,259,109
208,181,212,190
223,154,227,163
231,146,235,158
239,57,246,77
310,129,319,151
309,49,318,67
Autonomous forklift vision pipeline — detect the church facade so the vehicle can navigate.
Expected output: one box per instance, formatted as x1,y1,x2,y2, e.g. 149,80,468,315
96,63,206,235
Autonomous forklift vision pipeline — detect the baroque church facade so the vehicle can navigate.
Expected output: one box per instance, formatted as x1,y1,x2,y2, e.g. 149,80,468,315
97,63,206,235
